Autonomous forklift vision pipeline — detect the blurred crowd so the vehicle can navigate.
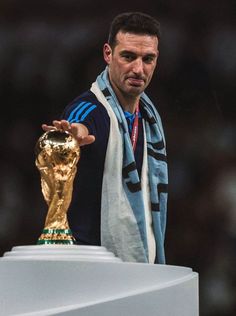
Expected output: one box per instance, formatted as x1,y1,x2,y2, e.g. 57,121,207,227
0,1,235,315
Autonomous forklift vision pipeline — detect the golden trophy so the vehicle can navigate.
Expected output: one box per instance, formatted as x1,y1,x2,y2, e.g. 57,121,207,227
35,130,80,244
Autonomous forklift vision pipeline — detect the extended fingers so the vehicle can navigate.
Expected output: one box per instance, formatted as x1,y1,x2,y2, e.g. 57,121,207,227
42,124,56,131
60,120,71,131
52,120,63,130
51,120,72,132
42,120,72,134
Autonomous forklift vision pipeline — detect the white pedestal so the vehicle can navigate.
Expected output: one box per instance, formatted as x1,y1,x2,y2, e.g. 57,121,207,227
0,245,199,316
2,245,122,262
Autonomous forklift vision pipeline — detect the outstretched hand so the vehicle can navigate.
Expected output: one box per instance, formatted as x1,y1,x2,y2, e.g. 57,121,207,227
42,120,95,146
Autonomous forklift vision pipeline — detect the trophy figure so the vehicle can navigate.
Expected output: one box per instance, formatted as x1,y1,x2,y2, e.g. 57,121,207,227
35,130,80,244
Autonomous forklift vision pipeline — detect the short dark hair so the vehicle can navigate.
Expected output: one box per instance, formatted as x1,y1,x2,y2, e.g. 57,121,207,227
108,12,161,49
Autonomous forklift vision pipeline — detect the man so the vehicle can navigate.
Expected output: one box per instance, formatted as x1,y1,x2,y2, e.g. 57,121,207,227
43,12,168,264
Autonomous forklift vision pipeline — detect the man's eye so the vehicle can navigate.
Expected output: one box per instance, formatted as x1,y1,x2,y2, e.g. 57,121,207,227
143,56,155,63
122,55,134,61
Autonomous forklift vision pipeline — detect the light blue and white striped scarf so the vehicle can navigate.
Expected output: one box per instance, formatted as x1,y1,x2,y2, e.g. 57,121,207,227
91,67,168,264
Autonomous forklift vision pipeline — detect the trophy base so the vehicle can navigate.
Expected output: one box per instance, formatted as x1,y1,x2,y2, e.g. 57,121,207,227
37,229,75,245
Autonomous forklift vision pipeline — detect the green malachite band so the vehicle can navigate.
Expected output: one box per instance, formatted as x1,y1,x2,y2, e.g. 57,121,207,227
37,239,74,245
42,229,72,234
37,228,75,245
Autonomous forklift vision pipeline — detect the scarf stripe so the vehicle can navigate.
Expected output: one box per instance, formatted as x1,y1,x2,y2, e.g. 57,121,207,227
147,149,167,162
122,162,137,178
151,203,160,212
147,140,165,150
126,181,142,192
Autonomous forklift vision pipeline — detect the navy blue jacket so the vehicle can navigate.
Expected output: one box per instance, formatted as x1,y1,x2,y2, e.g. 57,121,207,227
61,90,144,245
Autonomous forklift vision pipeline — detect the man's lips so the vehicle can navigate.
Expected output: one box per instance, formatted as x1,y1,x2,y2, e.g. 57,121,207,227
127,77,145,86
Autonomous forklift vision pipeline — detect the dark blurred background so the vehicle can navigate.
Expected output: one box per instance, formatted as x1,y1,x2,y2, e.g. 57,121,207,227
0,0,235,315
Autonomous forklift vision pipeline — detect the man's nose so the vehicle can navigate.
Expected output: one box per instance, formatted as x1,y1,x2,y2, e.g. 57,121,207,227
132,58,143,75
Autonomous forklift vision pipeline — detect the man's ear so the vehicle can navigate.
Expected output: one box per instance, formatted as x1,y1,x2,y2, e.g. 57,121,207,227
103,43,112,64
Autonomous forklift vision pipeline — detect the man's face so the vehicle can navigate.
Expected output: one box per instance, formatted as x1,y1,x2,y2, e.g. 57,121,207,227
103,31,159,99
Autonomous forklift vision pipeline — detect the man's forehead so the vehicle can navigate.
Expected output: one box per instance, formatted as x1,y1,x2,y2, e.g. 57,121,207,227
114,31,159,52
115,31,158,46
116,31,158,40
